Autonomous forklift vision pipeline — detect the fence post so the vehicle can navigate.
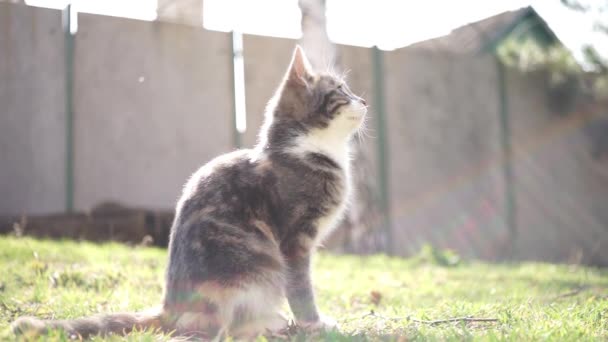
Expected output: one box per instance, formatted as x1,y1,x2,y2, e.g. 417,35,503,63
230,31,245,149
62,4,75,212
371,46,392,254
496,58,517,256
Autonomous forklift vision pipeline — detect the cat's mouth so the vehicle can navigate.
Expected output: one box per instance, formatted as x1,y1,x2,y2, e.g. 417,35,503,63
339,101,367,124
348,103,368,120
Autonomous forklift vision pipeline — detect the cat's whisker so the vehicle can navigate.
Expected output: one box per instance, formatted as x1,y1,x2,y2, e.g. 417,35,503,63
324,58,332,74
356,132,363,146
359,92,369,104
354,125,365,145
327,61,338,78
356,116,376,140
357,129,374,141
323,50,337,74
340,69,352,82
361,129,376,140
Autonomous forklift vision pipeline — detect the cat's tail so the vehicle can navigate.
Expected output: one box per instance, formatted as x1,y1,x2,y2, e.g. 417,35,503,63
11,307,166,339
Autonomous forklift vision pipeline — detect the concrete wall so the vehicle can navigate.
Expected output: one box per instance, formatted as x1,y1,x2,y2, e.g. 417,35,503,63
0,4,66,215
241,35,295,147
1,3,607,264
73,13,233,211
506,71,608,265
383,50,508,258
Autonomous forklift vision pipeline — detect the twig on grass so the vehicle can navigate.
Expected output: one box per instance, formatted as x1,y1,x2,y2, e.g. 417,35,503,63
551,286,589,300
410,317,499,325
362,310,499,325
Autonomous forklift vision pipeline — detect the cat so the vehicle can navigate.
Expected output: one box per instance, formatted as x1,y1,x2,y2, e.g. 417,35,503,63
12,45,367,340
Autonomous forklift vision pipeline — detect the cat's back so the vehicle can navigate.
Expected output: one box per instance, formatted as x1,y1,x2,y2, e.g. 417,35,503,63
178,149,251,208
173,149,277,226
185,149,252,189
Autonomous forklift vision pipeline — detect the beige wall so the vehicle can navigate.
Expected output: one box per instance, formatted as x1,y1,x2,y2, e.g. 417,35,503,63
1,3,607,264
383,50,507,258
0,4,66,215
241,34,296,148
73,13,233,211
507,71,608,265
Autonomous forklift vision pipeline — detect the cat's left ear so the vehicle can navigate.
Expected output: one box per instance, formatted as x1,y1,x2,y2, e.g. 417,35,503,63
287,45,314,86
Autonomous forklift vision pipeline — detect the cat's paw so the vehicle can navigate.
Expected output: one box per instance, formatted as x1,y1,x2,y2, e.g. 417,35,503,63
298,315,338,332
232,311,289,338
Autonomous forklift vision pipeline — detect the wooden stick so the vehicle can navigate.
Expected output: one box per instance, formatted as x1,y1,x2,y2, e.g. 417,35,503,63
410,317,499,324
363,310,499,325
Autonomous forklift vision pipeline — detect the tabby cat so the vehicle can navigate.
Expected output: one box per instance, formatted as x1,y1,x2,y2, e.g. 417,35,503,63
12,45,367,340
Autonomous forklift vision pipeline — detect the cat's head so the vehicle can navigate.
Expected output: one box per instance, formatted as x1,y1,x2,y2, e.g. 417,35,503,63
264,46,367,146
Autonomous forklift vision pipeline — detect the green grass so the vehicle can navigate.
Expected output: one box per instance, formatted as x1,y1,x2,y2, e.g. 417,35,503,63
0,236,606,341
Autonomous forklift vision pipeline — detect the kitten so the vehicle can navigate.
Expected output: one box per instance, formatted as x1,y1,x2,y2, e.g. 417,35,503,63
12,45,367,340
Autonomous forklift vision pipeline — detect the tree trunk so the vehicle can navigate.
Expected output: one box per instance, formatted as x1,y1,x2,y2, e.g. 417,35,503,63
298,0,335,69
157,0,203,26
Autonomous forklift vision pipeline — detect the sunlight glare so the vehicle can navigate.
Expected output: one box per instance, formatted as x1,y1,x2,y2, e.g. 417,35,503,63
203,0,301,39
22,0,606,59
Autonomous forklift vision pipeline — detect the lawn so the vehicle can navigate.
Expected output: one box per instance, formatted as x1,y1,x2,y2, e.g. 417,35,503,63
0,236,606,341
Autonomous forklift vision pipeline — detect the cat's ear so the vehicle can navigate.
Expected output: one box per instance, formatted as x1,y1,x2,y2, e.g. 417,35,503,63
287,45,313,86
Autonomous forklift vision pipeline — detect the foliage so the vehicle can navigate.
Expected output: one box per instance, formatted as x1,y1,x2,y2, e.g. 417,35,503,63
497,1,608,103
414,244,462,267
560,0,608,35
497,40,608,103
497,40,579,84
1,236,607,341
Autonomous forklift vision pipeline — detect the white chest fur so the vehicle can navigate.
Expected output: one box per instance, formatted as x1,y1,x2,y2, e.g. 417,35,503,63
314,163,351,245
287,115,357,248
315,200,347,245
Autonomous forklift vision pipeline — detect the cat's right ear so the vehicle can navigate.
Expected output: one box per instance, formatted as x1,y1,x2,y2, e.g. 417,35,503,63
286,45,313,86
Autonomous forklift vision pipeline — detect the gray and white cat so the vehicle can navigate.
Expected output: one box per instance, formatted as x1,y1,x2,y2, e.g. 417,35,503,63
13,45,367,340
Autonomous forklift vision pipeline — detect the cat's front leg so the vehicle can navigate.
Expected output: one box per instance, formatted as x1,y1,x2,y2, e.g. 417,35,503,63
285,253,337,331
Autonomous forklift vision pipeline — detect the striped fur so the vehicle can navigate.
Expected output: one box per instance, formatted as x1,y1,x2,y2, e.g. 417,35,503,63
12,45,367,340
